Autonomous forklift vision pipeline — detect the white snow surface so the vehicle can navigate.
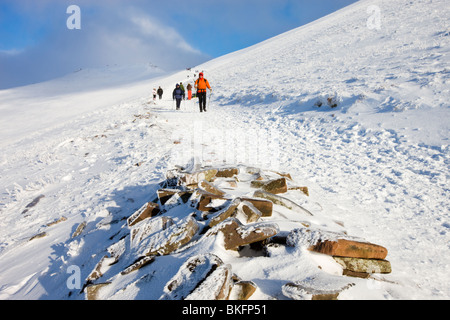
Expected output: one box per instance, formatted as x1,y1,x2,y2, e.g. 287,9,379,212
0,0,449,300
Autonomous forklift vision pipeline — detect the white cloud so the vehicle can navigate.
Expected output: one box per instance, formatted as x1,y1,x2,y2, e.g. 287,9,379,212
0,2,209,89
0,49,24,56
131,15,201,55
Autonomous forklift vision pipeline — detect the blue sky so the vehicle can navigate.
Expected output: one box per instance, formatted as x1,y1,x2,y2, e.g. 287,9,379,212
0,0,357,89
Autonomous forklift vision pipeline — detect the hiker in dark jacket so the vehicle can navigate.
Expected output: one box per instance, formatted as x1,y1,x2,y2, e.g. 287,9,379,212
157,86,163,99
172,84,185,110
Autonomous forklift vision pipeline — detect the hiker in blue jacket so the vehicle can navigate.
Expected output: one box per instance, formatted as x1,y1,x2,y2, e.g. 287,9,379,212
172,83,185,110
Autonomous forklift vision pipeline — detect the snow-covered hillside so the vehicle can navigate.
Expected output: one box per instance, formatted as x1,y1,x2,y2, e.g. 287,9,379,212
0,0,449,301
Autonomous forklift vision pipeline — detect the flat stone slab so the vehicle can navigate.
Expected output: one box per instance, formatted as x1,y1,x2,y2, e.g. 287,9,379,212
137,216,199,256
253,190,312,216
238,196,273,217
287,227,388,260
86,283,111,300
311,239,388,260
215,167,240,178
207,199,240,228
161,254,229,300
198,180,226,197
197,192,228,212
185,264,232,300
179,169,218,186
130,216,174,246
333,256,392,274
228,281,257,300
127,202,160,227
250,178,288,194
157,189,193,205
215,218,279,250
121,256,156,275
237,201,262,224
282,274,354,300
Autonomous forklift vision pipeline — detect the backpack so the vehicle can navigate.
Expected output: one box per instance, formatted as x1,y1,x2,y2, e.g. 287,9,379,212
195,78,209,92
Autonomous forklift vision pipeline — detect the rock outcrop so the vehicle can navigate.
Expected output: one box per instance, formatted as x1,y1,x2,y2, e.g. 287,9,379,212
79,164,392,301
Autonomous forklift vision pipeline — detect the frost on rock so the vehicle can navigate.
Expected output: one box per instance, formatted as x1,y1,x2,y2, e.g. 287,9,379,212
214,218,279,250
161,253,225,300
86,283,111,301
238,197,273,217
286,227,388,260
71,221,87,238
235,201,262,224
177,169,218,187
253,189,313,216
206,198,240,228
215,167,240,178
185,264,232,300
157,189,193,206
333,256,392,275
121,255,155,276
4,0,449,300
127,202,160,227
138,216,199,256
196,191,228,213
198,180,226,197
236,220,280,239
107,237,127,263
130,216,174,248
228,280,258,301
282,273,354,300
250,177,288,194
86,255,116,282
313,93,343,109
286,227,345,248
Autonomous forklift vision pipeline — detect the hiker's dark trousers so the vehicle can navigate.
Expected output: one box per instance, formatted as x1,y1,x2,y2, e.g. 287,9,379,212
198,91,207,112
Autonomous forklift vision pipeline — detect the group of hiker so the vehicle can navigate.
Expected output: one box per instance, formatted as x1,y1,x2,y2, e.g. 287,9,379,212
152,87,164,102
151,72,212,113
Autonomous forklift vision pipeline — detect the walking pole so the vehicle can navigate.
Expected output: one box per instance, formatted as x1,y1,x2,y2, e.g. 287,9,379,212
207,90,213,111
197,94,200,113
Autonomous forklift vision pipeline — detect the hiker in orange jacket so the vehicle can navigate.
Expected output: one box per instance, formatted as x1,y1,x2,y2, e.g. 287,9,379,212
195,72,212,112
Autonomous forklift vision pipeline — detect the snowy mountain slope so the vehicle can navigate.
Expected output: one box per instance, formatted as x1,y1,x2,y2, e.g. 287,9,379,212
0,64,166,148
0,0,449,300
206,0,449,146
